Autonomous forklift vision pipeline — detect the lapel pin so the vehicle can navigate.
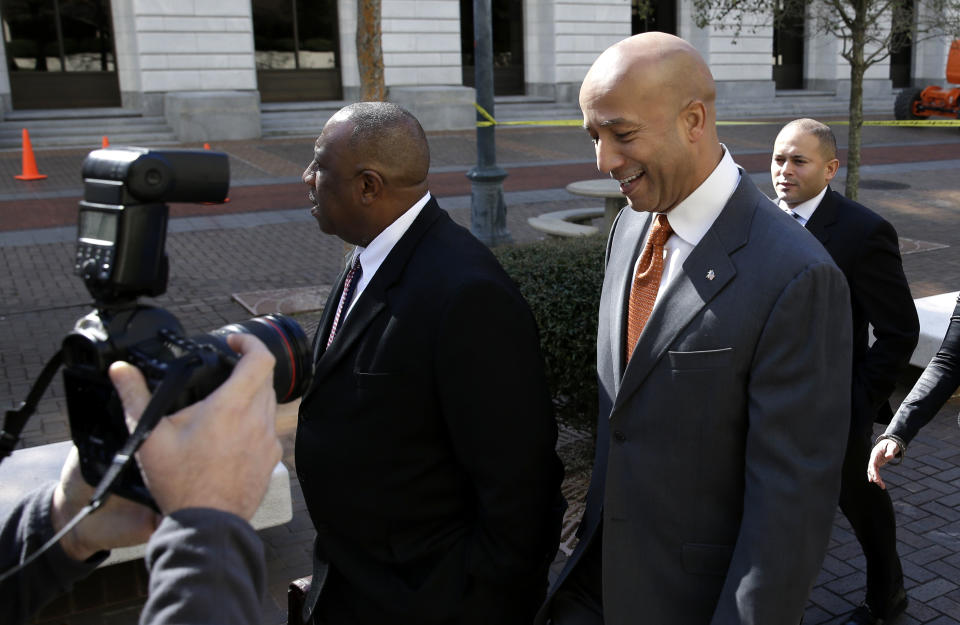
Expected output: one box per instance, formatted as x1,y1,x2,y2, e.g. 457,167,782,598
706,269,716,281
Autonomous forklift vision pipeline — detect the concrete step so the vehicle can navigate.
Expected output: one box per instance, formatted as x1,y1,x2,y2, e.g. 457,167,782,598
261,101,348,113
261,125,329,139
718,92,898,120
0,123,175,140
493,92,898,122
0,109,177,149
261,101,344,138
0,121,174,137
0,129,179,150
494,104,581,122
262,91,900,137
261,115,331,134
488,95,580,122
5,106,140,120
0,116,169,130
260,96,583,136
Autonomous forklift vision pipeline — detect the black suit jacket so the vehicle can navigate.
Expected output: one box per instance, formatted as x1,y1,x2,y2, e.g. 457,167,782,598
295,197,563,625
805,187,919,432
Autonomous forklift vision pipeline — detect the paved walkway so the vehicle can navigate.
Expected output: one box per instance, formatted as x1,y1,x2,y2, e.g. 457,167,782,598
2,119,960,624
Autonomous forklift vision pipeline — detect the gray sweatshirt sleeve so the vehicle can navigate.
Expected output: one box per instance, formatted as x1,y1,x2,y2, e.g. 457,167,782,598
0,482,106,625
140,507,266,625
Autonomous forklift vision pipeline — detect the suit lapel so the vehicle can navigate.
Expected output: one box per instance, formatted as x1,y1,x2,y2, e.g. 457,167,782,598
612,174,760,417
600,208,651,394
804,186,839,245
304,197,443,400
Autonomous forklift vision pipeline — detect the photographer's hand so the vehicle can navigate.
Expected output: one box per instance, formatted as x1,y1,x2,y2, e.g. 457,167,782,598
50,447,161,561
108,333,281,519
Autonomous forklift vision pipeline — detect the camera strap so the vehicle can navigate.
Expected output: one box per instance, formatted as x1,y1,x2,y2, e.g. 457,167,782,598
0,349,63,461
88,353,202,508
0,354,201,586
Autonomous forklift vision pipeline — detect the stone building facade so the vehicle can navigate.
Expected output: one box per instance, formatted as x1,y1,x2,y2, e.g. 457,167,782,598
0,0,952,139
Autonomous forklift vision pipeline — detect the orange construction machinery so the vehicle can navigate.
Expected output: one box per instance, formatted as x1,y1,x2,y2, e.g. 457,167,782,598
895,39,960,120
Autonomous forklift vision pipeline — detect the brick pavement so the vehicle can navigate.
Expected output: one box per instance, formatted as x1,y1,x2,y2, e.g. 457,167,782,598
0,121,959,623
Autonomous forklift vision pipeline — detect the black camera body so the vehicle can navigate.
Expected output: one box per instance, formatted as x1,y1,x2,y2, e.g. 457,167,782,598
61,148,311,510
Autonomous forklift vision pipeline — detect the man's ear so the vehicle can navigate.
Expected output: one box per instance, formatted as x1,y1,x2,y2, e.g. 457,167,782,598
824,158,840,182
681,99,707,142
357,169,384,204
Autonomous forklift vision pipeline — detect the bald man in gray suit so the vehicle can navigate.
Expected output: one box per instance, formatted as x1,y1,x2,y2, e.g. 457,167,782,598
538,33,853,625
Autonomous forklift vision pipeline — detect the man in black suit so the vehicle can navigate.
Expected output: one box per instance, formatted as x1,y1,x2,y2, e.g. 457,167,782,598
771,118,920,625
294,101,563,625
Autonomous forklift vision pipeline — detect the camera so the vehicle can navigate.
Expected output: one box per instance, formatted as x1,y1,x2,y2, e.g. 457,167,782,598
59,148,312,510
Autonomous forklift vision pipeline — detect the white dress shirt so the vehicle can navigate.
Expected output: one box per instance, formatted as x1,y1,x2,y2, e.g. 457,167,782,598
637,145,741,312
342,191,431,319
778,185,828,227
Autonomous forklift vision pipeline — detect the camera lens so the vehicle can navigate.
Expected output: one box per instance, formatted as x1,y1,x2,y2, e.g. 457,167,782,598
213,314,311,403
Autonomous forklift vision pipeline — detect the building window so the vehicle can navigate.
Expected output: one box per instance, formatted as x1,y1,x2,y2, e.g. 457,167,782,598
632,0,677,35
773,0,805,90
1,0,120,109
460,0,525,95
252,0,342,102
2,0,116,73
252,0,339,71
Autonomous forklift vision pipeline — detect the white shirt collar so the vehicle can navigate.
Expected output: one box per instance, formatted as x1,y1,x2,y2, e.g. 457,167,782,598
628,145,741,337
345,191,431,314
662,144,740,247
779,185,828,224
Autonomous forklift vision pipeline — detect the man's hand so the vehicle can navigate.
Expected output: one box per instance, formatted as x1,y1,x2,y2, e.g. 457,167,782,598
867,439,902,490
50,447,160,562
108,333,281,519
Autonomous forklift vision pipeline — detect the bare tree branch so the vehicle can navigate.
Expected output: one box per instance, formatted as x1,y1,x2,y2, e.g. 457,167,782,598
693,0,960,198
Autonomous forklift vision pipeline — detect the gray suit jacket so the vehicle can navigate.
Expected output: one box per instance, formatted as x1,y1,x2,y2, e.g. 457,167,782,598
543,174,853,624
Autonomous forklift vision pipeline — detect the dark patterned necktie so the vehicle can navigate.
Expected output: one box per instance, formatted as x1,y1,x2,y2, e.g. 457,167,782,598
625,214,673,364
327,257,362,348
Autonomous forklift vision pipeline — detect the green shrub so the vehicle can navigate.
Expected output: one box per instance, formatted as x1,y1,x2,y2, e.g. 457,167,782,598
494,235,606,433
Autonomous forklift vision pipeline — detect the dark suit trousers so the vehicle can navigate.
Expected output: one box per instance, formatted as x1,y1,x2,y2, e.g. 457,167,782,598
548,527,605,625
308,566,354,625
839,424,903,608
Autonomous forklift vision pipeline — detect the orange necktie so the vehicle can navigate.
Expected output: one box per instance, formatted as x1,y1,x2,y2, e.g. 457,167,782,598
625,214,673,363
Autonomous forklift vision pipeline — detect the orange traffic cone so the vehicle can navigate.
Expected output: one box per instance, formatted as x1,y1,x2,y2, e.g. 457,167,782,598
202,142,230,203
15,129,47,181
101,136,109,148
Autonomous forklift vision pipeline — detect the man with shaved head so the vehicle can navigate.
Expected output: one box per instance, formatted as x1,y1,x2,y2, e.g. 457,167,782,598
772,119,917,625
537,34,853,624
295,102,563,625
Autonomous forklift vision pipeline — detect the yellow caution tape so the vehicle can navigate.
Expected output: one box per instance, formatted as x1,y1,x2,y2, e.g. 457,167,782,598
474,102,498,125
713,120,960,126
477,119,585,127
858,119,960,126
476,119,586,127
474,103,583,127
473,103,960,128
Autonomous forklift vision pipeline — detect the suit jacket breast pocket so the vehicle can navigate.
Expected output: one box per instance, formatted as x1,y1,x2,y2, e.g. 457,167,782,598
682,542,733,576
668,347,734,371
355,371,402,391
354,370,430,423
354,371,411,410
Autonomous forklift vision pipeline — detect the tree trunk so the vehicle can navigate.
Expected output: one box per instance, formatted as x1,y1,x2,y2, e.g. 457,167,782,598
357,0,385,101
844,1,867,201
